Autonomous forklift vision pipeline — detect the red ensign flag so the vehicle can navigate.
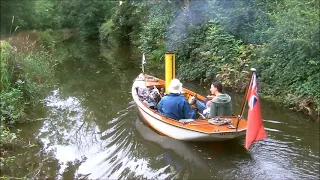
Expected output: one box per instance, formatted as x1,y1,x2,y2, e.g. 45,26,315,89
245,72,267,150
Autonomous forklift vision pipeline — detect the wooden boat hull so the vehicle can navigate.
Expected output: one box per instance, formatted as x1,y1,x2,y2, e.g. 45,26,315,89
132,73,247,141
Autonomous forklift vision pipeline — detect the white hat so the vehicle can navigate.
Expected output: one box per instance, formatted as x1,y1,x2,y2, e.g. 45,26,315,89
168,79,183,94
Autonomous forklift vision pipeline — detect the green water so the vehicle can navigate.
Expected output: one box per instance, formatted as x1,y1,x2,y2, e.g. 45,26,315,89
6,37,319,179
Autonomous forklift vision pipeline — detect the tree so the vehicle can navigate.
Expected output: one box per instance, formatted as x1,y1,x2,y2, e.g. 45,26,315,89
57,0,117,39
0,0,36,34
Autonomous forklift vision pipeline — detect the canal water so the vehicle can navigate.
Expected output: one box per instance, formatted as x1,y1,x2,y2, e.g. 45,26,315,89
10,37,320,179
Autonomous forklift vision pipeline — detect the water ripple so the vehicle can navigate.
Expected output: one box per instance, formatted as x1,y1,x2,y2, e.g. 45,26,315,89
26,87,320,180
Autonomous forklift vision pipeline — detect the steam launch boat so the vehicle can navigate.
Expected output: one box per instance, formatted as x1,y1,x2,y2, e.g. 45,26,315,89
131,52,248,141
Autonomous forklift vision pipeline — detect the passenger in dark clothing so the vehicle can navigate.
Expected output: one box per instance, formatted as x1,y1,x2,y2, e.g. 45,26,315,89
158,79,196,120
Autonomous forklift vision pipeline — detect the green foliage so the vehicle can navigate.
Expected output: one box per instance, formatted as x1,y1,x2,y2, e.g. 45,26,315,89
0,156,16,171
1,0,35,34
0,40,56,122
175,21,245,83
0,117,18,175
99,19,115,42
107,0,150,44
1,0,116,39
0,40,57,177
216,44,257,90
57,0,117,39
111,2,137,41
22,51,55,95
0,41,13,92
33,0,63,30
0,42,25,123
105,0,319,115
209,0,280,44
0,0,63,35
37,29,72,48
37,29,56,48
0,89,25,124
199,0,320,113
0,117,19,148
256,0,320,108
138,1,178,60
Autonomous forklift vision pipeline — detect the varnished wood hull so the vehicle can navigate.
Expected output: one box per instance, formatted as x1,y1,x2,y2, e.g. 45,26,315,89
132,73,247,141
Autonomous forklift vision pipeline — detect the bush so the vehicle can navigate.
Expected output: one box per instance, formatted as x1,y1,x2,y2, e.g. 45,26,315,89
0,39,57,177
99,19,114,42
0,40,56,123
101,0,319,117
0,41,13,92
0,89,25,124
37,29,56,48
176,21,250,85
0,118,18,170
138,1,177,59
256,0,320,110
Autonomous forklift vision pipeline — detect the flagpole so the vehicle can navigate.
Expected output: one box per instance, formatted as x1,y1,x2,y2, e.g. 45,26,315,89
236,68,256,130
142,53,146,73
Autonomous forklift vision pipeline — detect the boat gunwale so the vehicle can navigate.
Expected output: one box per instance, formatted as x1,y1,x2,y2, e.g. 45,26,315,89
135,101,246,135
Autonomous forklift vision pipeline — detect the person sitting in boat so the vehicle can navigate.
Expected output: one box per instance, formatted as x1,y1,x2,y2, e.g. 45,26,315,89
157,79,196,120
205,81,233,117
137,85,160,109
196,94,215,117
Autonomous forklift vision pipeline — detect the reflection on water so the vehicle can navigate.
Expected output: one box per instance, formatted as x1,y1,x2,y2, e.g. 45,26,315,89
135,118,209,178
11,37,320,179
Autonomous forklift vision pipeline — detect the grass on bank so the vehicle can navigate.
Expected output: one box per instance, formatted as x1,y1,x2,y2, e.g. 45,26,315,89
0,37,57,177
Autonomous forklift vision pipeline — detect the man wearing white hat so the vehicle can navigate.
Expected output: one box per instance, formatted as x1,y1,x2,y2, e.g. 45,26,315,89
157,79,196,120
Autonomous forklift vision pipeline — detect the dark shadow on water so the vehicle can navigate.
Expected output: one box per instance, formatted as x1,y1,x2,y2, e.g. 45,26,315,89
135,118,211,179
